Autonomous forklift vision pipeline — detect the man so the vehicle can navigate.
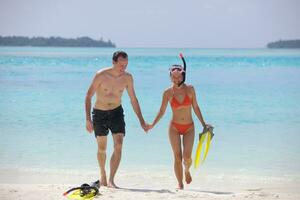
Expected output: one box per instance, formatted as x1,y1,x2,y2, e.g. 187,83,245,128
85,51,148,188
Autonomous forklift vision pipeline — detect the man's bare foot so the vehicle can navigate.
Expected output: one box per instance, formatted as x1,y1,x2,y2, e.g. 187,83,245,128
100,175,107,186
108,180,119,189
185,170,192,184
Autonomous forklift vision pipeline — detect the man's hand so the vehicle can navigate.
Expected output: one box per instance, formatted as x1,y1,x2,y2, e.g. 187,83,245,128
148,124,154,131
144,123,153,133
141,122,151,133
86,119,94,133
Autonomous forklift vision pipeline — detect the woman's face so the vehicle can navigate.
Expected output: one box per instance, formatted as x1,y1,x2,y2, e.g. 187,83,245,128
171,70,183,85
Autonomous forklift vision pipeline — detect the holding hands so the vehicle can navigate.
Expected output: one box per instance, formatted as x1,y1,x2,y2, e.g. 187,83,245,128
141,122,154,133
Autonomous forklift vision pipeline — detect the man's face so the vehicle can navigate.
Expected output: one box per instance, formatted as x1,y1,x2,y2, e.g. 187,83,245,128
113,57,128,73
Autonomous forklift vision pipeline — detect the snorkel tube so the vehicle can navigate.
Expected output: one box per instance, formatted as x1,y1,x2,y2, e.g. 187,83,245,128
178,53,186,87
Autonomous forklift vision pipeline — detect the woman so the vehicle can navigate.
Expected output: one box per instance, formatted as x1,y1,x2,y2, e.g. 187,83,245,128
149,56,209,189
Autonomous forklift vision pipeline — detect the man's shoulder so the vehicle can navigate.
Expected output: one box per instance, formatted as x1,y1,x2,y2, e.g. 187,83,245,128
124,72,133,80
124,71,132,76
96,67,111,75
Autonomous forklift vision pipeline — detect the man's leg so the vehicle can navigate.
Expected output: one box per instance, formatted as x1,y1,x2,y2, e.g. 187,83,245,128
96,136,108,186
108,133,124,188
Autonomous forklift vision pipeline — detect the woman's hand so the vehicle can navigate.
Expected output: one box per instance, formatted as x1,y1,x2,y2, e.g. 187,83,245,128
205,123,213,128
146,124,154,132
141,122,154,133
203,123,213,132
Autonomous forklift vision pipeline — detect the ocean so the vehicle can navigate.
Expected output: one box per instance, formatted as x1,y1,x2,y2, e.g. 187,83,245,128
0,47,300,177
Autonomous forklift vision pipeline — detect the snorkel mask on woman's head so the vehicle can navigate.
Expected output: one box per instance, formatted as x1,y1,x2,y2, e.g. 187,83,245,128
169,53,187,87
169,65,185,73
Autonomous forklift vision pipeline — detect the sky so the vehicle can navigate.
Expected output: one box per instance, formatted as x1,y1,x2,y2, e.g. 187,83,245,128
0,0,299,48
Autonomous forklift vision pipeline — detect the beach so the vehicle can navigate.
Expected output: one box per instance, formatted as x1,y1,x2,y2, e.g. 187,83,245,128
1,167,299,200
1,0,300,198
1,47,300,199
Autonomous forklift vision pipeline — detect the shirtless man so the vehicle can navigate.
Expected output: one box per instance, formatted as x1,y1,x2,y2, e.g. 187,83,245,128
85,51,148,188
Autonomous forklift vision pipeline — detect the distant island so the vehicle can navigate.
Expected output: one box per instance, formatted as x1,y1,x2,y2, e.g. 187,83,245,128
267,39,300,49
0,36,116,47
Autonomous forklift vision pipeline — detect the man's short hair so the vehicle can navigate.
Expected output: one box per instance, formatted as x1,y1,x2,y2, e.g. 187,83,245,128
112,51,128,62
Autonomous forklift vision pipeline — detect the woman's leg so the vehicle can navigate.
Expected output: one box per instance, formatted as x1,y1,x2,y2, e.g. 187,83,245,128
183,125,195,184
168,124,184,189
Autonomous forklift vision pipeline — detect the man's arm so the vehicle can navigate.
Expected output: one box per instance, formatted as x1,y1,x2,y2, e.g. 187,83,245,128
85,72,101,133
126,74,147,131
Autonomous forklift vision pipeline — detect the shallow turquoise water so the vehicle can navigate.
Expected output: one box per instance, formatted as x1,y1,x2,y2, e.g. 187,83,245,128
0,47,300,176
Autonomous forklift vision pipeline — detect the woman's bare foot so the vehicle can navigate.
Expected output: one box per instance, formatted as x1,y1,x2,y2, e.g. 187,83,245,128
185,171,192,184
183,158,192,184
176,183,184,190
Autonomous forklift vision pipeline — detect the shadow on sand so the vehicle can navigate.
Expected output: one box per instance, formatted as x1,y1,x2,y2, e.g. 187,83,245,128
186,189,234,195
118,187,175,194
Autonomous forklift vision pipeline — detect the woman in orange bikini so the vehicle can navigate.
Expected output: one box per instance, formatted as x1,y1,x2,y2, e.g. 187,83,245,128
149,54,209,189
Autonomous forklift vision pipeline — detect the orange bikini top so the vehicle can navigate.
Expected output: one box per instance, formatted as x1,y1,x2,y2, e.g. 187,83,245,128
170,94,192,109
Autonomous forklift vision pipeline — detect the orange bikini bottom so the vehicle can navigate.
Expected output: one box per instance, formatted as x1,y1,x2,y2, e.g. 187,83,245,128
171,122,193,135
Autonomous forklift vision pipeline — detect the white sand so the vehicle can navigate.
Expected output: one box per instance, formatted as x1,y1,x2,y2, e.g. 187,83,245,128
0,167,299,200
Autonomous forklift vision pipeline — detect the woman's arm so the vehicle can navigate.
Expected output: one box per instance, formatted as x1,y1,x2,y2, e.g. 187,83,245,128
190,86,206,128
151,90,169,127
